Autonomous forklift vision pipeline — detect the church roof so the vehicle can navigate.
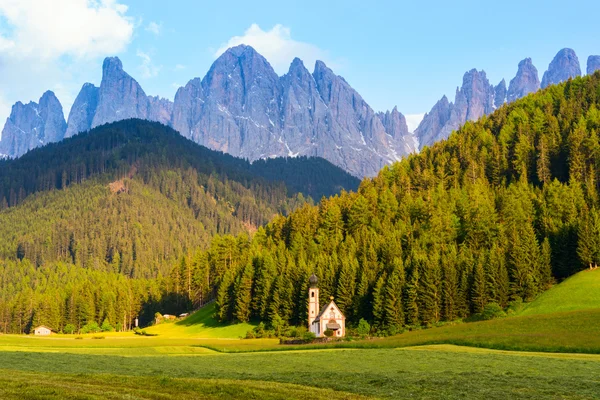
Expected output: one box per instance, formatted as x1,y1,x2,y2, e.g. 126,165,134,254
314,299,345,321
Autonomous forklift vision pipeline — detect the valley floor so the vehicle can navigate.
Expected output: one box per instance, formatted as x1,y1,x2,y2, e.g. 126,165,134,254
1,335,600,399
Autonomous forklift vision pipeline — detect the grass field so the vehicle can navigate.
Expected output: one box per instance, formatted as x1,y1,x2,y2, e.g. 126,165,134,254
143,303,255,338
1,338,600,399
519,268,600,316
2,269,600,398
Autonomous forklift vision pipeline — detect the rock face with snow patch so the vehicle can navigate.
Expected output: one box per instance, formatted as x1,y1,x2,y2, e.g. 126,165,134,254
377,107,415,155
494,79,507,108
0,91,66,158
588,56,600,75
507,58,540,103
65,83,99,138
541,48,581,89
170,45,414,176
415,69,494,149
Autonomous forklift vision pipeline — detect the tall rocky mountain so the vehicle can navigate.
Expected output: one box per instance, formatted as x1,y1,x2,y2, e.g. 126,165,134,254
65,83,98,138
588,56,600,75
170,45,414,176
415,69,495,149
2,46,598,176
507,58,540,103
415,49,584,150
0,91,66,158
541,48,581,89
65,57,174,137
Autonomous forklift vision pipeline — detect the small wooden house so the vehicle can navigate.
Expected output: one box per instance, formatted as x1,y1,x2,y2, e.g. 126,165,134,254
33,325,53,336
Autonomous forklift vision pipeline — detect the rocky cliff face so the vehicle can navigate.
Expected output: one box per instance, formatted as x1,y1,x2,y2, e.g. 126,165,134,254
91,57,151,128
4,46,595,176
494,79,507,109
0,91,66,158
541,48,581,89
377,107,415,154
588,56,600,75
148,96,174,126
170,45,414,176
65,83,99,138
413,96,452,149
415,69,494,149
507,58,540,102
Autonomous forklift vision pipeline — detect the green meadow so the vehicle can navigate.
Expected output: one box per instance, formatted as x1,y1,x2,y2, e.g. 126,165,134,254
2,268,600,399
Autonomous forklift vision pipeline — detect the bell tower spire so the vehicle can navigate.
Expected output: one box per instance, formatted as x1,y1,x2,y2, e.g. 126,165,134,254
308,273,319,329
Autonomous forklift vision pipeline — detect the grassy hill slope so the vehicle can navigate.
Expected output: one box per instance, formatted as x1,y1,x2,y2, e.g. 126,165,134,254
519,268,600,316
144,303,254,338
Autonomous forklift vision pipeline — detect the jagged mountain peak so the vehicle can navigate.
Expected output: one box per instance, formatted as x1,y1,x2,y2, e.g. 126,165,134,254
507,57,540,103
0,91,66,158
102,56,124,73
541,48,581,89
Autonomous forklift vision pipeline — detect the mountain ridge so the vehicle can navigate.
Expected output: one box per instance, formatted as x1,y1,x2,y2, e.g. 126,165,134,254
2,46,599,177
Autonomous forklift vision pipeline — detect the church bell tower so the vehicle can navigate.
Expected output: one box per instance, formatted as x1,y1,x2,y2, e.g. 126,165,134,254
308,273,319,328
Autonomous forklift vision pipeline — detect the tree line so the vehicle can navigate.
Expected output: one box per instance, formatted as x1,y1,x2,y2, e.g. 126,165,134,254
193,72,600,333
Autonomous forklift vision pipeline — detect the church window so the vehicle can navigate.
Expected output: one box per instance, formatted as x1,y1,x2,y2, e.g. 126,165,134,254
311,292,314,298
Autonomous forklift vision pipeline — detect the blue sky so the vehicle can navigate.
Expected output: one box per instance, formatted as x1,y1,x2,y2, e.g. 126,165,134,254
1,0,600,130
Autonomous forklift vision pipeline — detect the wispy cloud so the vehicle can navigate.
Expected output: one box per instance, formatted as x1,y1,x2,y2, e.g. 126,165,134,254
0,0,135,128
137,50,161,78
174,64,186,71
216,24,336,75
145,21,162,36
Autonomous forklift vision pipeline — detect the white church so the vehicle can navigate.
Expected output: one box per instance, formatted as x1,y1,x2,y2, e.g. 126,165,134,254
308,273,345,337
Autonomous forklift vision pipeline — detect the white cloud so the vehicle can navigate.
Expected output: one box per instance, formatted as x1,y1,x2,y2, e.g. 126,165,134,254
174,64,186,71
137,50,161,79
405,113,425,133
145,21,162,36
0,0,134,60
215,24,334,75
0,0,135,128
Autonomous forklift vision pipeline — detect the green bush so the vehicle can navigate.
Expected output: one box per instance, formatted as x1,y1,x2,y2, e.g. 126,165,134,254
357,319,371,336
101,319,115,332
324,329,334,337
80,321,101,334
302,331,316,341
63,324,76,334
507,299,525,316
481,303,507,320
133,327,158,336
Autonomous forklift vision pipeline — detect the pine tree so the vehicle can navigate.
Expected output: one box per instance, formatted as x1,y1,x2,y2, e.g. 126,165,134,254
384,259,405,329
404,265,419,326
234,263,254,322
371,274,387,327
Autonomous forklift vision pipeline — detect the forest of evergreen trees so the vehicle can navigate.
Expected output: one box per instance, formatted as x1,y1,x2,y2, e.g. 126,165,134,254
0,120,359,333
194,72,600,333
3,73,600,334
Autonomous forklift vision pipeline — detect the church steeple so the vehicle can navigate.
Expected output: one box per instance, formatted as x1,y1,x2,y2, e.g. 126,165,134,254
308,274,320,328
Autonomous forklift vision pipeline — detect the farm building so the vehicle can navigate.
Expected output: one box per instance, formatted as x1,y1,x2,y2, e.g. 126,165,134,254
308,274,345,338
33,326,53,336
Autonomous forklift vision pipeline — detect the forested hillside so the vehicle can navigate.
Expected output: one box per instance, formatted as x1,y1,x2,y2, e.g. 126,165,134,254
190,71,600,332
0,120,359,333
0,120,358,277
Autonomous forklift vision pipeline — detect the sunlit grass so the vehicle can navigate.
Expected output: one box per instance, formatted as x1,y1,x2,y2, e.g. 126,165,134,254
144,303,255,338
519,268,600,316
